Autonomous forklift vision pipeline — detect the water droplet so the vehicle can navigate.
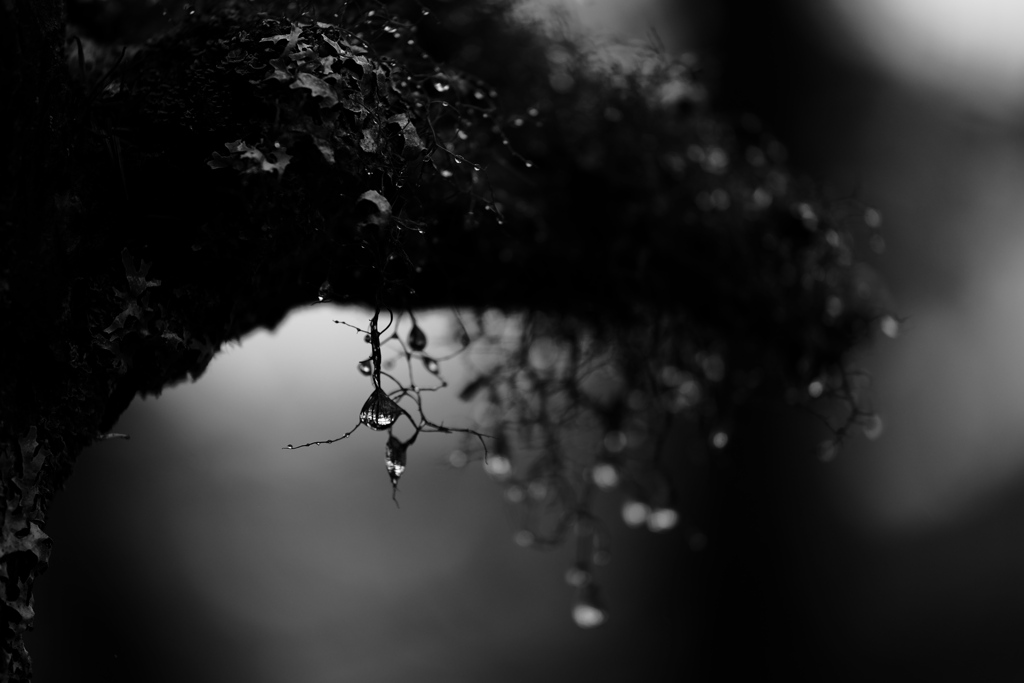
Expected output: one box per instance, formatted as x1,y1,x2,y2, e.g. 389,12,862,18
527,479,548,500
473,89,485,100
407,324,427,351
385,435,407,489
647,508,679,532
440,169,453,178
433,82,450,92
807,379,824,398
528,107,539,117
471,164,481,172
591,462,619,490
704,147,729,173
572,586,607,628
364,334,372,343
701,353,725,382
514,530,535,547
565,565,591,588
357,359,373,376
796,203,818,229
421,8,431,16
880,315,900,338
318,280,331,302
359,388,402,430
621,499,649,527
826,296,843,319
457,129,469,140
670,378,702,412
603,431,627,454
448,450,468,468
484,454,512,479
513,117,524,127
423,356,440,374
752,187,772,209
524,161,533,168
504,484,525,503
711,431,729,449
453,158,462,164
860,413,884,440
864,207,882,228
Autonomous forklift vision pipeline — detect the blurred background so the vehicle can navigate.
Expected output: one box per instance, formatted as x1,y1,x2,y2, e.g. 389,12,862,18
33,0,1024,680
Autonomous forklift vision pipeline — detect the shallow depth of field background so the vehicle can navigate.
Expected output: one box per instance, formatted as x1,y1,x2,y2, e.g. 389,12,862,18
29,0,1024,680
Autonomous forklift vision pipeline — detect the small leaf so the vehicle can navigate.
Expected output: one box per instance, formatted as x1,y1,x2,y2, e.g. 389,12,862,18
260,150,291,175
261,25,303,55
387,113,425,152
360,129,378,153
358,190,391,217
289,72,338,108
322,34,347,56
313,137,335,164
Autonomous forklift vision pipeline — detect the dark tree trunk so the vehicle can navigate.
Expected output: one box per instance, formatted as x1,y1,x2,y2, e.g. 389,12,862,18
1,0,72,678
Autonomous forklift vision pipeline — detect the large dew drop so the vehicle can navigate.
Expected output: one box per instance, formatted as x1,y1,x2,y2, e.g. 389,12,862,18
359,388,402,430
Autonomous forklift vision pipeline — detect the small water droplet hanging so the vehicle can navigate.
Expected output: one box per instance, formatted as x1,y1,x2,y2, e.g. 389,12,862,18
859,413,884,440
564,564,591,588
880,315,900,338
359,388,402,430
572,585,607,628
357,359,373,376
422,356,439,374
385,435,407,491
484,454,512,480
646,508,679,532
591,462,619,490
407,324,427,351
621,499,649,527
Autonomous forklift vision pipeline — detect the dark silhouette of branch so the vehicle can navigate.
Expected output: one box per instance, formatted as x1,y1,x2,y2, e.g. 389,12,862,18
0,0,893,678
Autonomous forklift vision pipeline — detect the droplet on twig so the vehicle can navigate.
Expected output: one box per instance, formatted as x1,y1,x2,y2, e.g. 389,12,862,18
385,435,407,491
407,324,427,351
359,388,402,430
